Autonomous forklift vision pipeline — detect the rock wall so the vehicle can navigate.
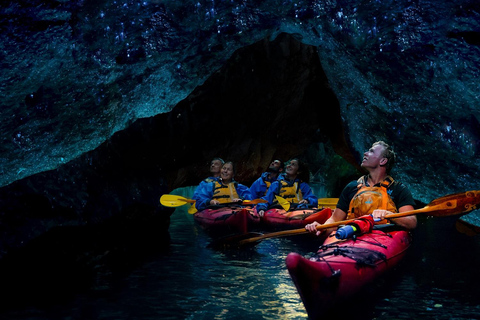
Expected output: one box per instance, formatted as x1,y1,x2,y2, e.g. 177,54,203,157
0,34,356,264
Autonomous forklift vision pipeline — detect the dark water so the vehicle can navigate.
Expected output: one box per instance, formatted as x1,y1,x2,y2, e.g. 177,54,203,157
2,195,480,319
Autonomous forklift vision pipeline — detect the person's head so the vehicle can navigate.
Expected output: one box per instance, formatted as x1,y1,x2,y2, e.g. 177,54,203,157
285,158,310,182
267,159,284,174
210,158,225,176
361,141,396,173
220,161,235,183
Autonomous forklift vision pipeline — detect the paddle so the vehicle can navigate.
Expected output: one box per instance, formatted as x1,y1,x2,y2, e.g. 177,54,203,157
160,194,268,214
212,190,480,248
186,199,267,214
187,205,198,214
275,195,291,211
160,194,196,207
274,196,337,212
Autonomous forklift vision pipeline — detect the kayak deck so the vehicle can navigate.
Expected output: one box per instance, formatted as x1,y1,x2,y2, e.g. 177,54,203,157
260,207,332,230
193,206,260,237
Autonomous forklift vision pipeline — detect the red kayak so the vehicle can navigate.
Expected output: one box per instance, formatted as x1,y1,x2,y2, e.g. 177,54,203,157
193,206,260,237
286,227,412,319
260,207,332,230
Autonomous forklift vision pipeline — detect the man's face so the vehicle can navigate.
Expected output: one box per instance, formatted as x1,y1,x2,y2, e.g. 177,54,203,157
267,160,283,173
361,144,386,170
210,160,223,175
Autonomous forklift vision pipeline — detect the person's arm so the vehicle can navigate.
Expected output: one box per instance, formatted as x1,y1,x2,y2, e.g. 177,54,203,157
194,182,215,210
249,178,266,200
192,180,206,202
305,207,348,236
236,183,253,201
255,181,278,213
371,205,417,229
298,182,318,206
371,183,417,229
305,181,355,236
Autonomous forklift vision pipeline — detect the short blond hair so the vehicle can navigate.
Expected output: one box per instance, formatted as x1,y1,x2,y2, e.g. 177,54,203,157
373,141,396,173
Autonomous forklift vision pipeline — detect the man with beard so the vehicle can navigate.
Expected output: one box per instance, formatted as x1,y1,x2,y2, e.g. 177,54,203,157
249,159,284,199
255,158,318,216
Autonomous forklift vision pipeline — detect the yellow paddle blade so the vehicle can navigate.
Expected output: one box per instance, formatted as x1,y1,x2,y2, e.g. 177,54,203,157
160,194,196,207
318,198,339,209
275,195,291,211
188,204,197,214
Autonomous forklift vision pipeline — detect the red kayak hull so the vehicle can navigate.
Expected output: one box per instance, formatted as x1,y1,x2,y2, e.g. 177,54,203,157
193,207,260,236
286,229,412,319
260,207,332,230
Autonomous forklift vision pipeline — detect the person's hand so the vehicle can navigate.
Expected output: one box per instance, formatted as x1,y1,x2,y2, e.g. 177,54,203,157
257,209,265,217
298,199,308,205
232,198,242,203
305,221,322,236
210,199,220,205
371,209,393,221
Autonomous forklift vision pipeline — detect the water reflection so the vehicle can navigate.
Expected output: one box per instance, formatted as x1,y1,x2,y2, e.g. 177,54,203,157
104,202,310,320
70,202,480,320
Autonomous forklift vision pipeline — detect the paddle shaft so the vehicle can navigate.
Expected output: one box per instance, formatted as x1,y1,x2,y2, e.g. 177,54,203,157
160,193,266,208
207,199,267,206
187,199,268,214
238,199,457,245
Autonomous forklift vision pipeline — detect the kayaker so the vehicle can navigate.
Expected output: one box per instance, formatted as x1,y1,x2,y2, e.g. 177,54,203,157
256,158,318,216
305,141,417,237
192,157,224,204
194,161,253,210
202,157,224,183
249,159,284,199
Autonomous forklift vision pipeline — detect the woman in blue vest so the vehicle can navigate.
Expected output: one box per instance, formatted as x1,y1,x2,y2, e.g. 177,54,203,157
194,161,252,211
256,158,318,216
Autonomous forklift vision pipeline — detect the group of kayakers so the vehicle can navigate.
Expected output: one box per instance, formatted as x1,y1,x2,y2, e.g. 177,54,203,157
192,157,318,211
192,140,417,238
